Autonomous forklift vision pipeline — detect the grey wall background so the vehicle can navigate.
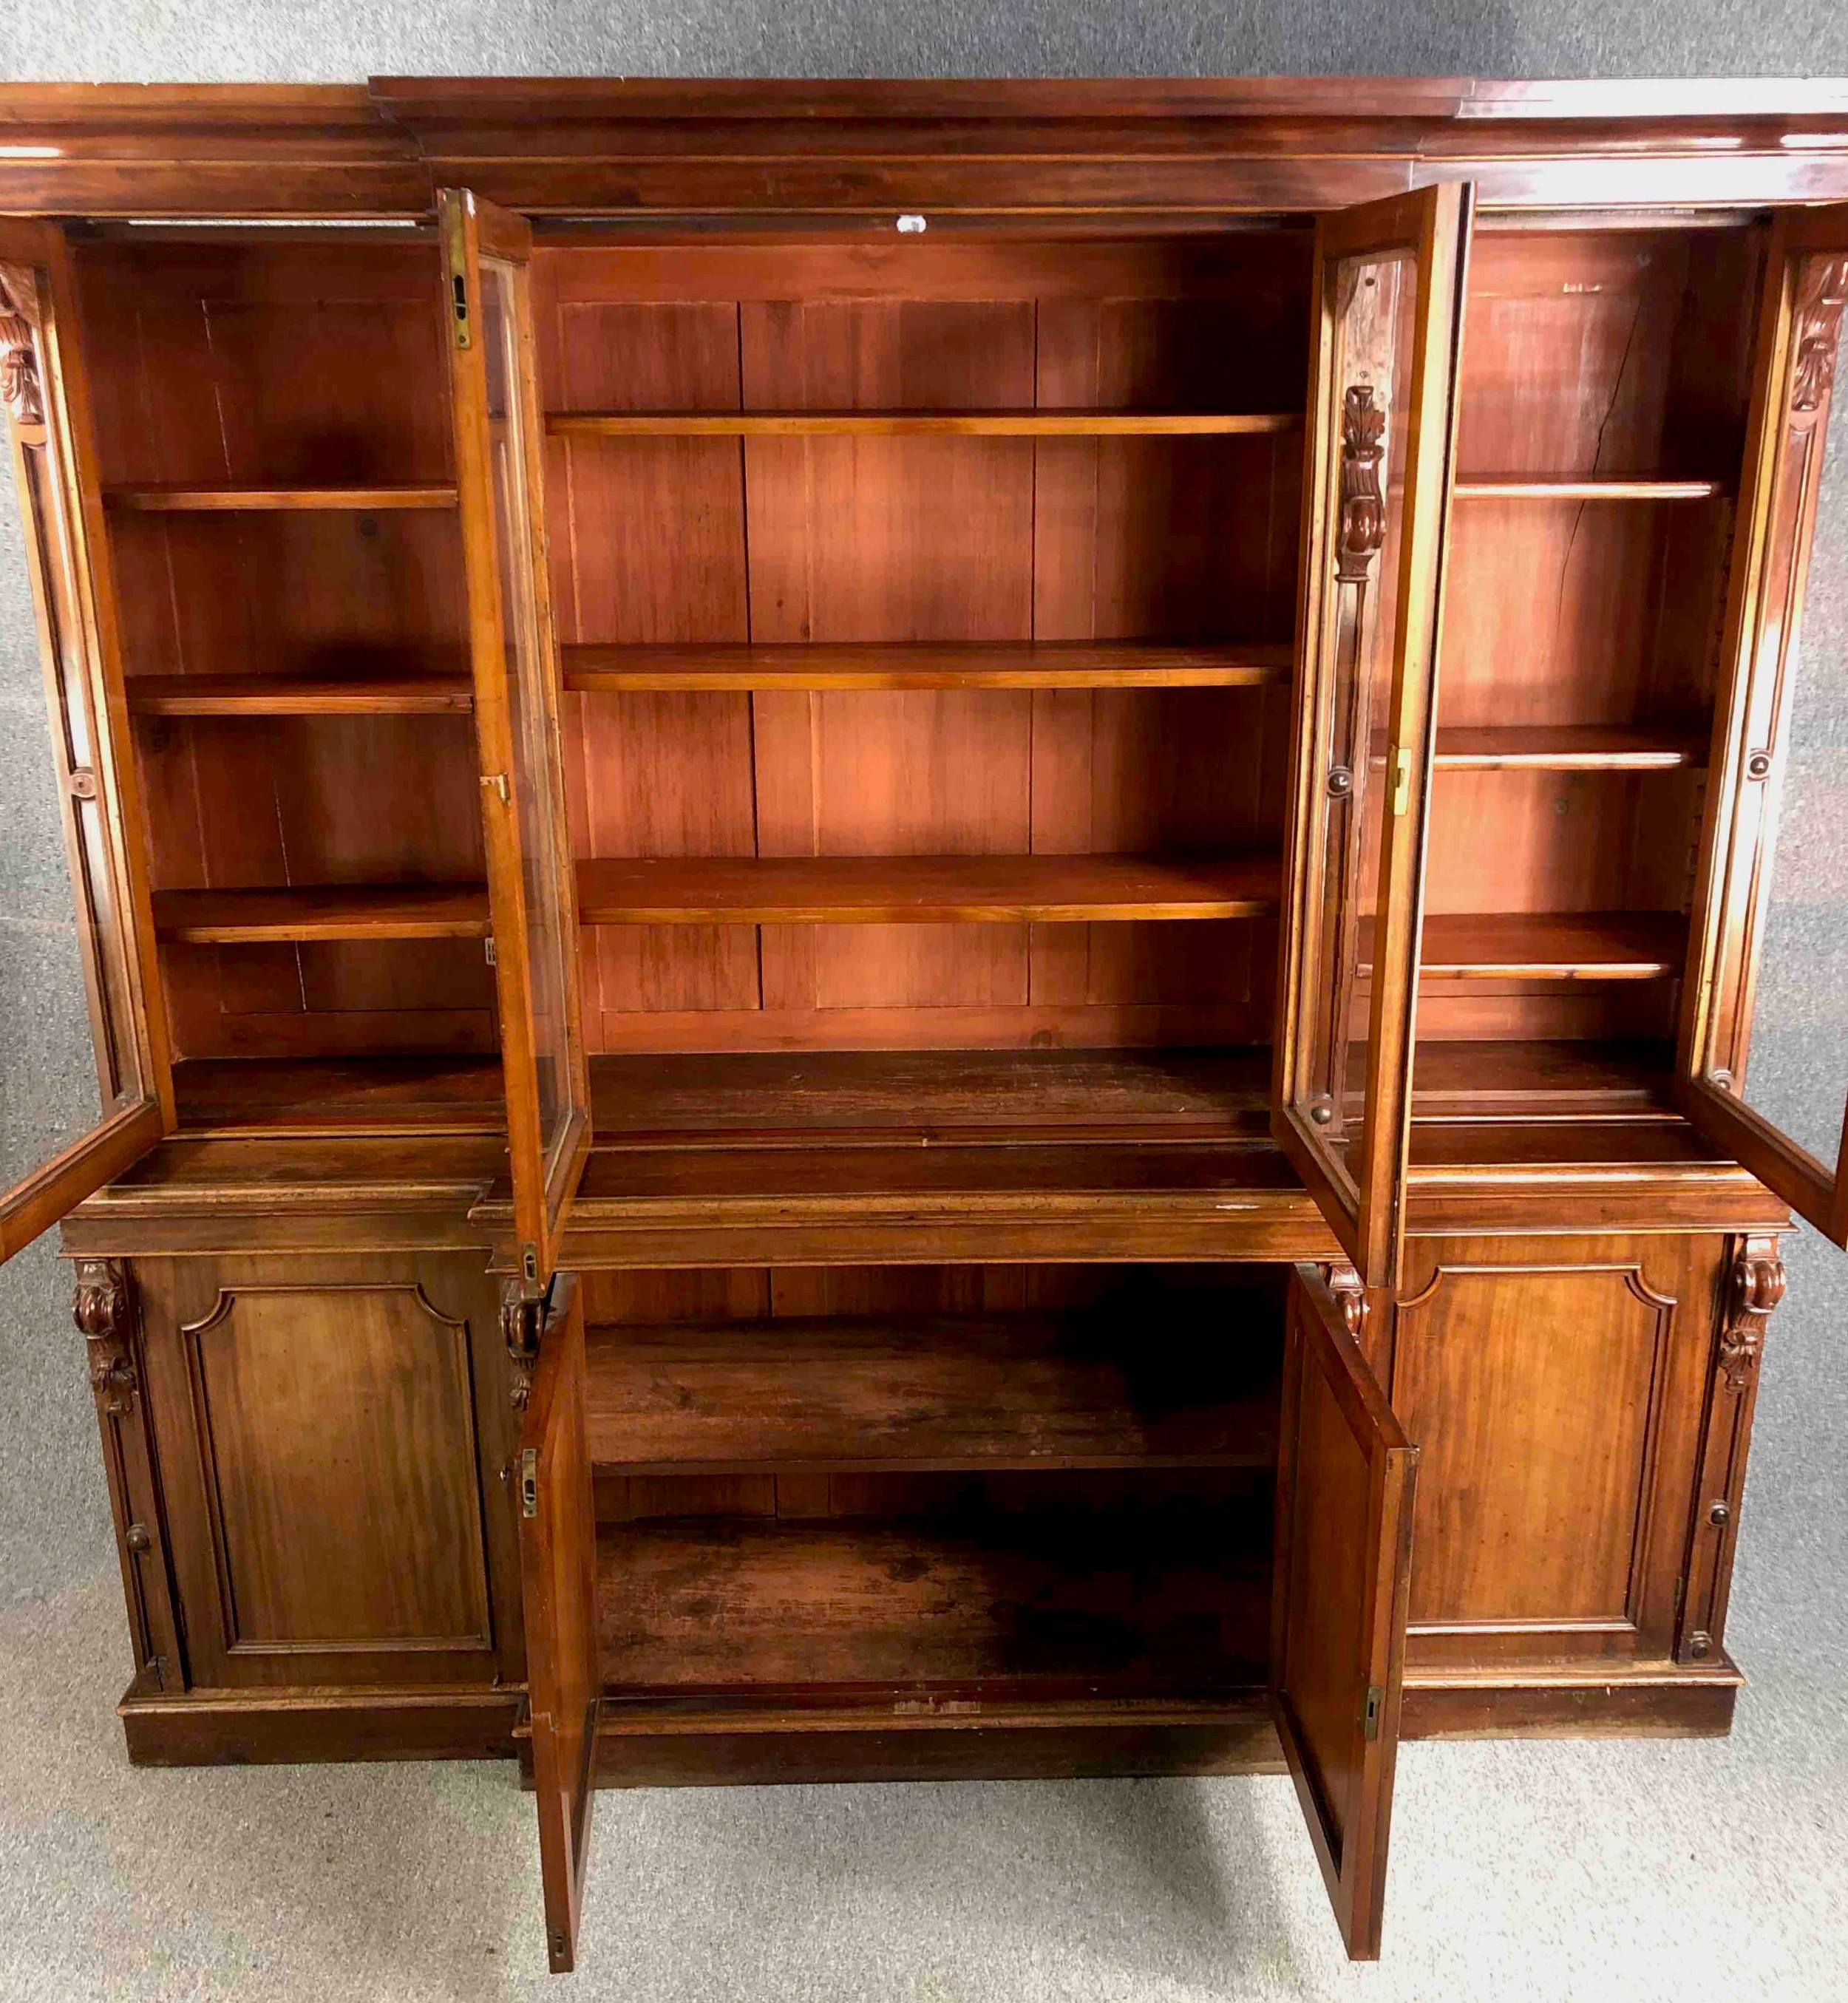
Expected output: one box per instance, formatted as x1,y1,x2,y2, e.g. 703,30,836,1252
3,8,1848,2002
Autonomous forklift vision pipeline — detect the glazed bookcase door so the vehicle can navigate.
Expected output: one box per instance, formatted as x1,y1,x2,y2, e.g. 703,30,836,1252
1274,186,1472,1287
1272,1262,1417,1962
518,1274,599,1975
0,215,168,1260
441,188,591,1285
1682,208,1848,1244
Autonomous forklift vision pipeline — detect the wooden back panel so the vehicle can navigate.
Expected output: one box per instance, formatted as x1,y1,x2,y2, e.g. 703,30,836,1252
537,237,1308,1056
72,238,487,1064
1420,223,1765,1050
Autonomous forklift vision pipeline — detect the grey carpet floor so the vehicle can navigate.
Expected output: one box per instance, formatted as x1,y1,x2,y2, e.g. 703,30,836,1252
1,1222,1844,2001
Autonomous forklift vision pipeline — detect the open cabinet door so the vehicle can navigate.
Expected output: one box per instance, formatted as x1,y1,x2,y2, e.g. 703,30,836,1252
1681,208,1848,1244
1272,1262,1416,1960
441,189,591,1290
1274,186,1472,1287
0,216,169,1259
518,1273,599,1974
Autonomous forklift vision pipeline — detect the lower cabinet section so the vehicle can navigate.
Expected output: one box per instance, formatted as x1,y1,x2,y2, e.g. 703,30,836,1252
68,1235,1783,1973
1387,1233,1771,1682
84,1250,526,1752
515,1259,1415,1968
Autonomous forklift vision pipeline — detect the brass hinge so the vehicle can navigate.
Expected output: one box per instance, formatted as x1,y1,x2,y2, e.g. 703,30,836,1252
520,1447,538,1518
1362,1684,1383,1741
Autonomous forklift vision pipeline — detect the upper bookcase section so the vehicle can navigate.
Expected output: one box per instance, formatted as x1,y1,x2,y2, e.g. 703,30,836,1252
2,78,1848,220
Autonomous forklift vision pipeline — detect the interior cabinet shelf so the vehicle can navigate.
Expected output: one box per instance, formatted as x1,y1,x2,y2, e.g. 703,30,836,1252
597,1503,1271,1695
1451,476,1725,501
152,883,491,944
560,640,1294,692
583,1313,1281,1474
1372,725,1708,771
548,409,1301,438
575,854,1280,925
1409,911,1687,981
128,675,475,717
104,483,459,511
171,1056,505,1133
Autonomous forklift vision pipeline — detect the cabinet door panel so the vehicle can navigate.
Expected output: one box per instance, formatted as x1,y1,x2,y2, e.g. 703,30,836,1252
1274,187,1472,1286
1273,1262,1416,1962
442,190,590,1284
135,1254,512,1689
0,214,167,1260
1392,1234,1723,1670
518,1273,599,1976
1682,205,1848,1242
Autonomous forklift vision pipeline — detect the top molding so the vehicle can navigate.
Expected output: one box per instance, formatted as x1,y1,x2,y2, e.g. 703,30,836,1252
3,75,1848,218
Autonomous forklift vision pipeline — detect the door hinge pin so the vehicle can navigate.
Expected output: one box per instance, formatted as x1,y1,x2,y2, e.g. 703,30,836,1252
520,1446,538,1518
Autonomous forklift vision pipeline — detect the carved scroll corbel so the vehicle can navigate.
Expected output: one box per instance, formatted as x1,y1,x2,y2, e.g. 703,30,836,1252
1716,1235,1785,1394
73,1256,137,1415
0,263,44,427
1791,256,1848,416
502,1278,545,1411
1325,1260,1368,1340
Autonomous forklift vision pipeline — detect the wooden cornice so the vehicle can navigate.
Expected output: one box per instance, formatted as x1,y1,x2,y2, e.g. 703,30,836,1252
0,76,1847,218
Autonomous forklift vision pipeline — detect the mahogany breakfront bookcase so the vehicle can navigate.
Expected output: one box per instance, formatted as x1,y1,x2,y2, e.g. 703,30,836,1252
3,75,1848,1969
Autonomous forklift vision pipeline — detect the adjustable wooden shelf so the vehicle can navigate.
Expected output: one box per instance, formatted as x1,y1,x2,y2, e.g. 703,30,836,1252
2,72,1846,1980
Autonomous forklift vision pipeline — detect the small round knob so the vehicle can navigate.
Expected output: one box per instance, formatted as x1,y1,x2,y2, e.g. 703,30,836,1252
126,1524,151,1554
1327,766,1353,800
1745,749,1773,781
1308,1097,1336,1126
1708,1500,1730,1528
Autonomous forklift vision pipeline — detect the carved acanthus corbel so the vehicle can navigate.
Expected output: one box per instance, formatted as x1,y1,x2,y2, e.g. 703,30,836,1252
1716,1235,1785,1394
1791,256,1848,416
72,1257,137,1416
1334,384,1387,582
1325,1260,1368,1340
0,263,44,427
502,1278,545,1411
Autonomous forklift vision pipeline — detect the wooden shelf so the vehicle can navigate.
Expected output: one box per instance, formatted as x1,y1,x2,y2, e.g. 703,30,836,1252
584,1310,1281,1474
128,675,475,717
105,484,458,512
1452,477,1724,502
576,854,1279,926
548,409,1301,438
586,1047,1272,1146
597,1500,1271,1693
560,640,1294,692
152,883,491,944
1373,725,1708,772
1405,911,1686,981
1412,1040,1674,1120
171,1056,504,1134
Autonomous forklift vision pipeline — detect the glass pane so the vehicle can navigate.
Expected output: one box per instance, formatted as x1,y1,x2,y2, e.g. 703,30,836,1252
0,256,138,1191
1293,251,1419,1207
1723,271,1848,1172
480,256,576,1205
